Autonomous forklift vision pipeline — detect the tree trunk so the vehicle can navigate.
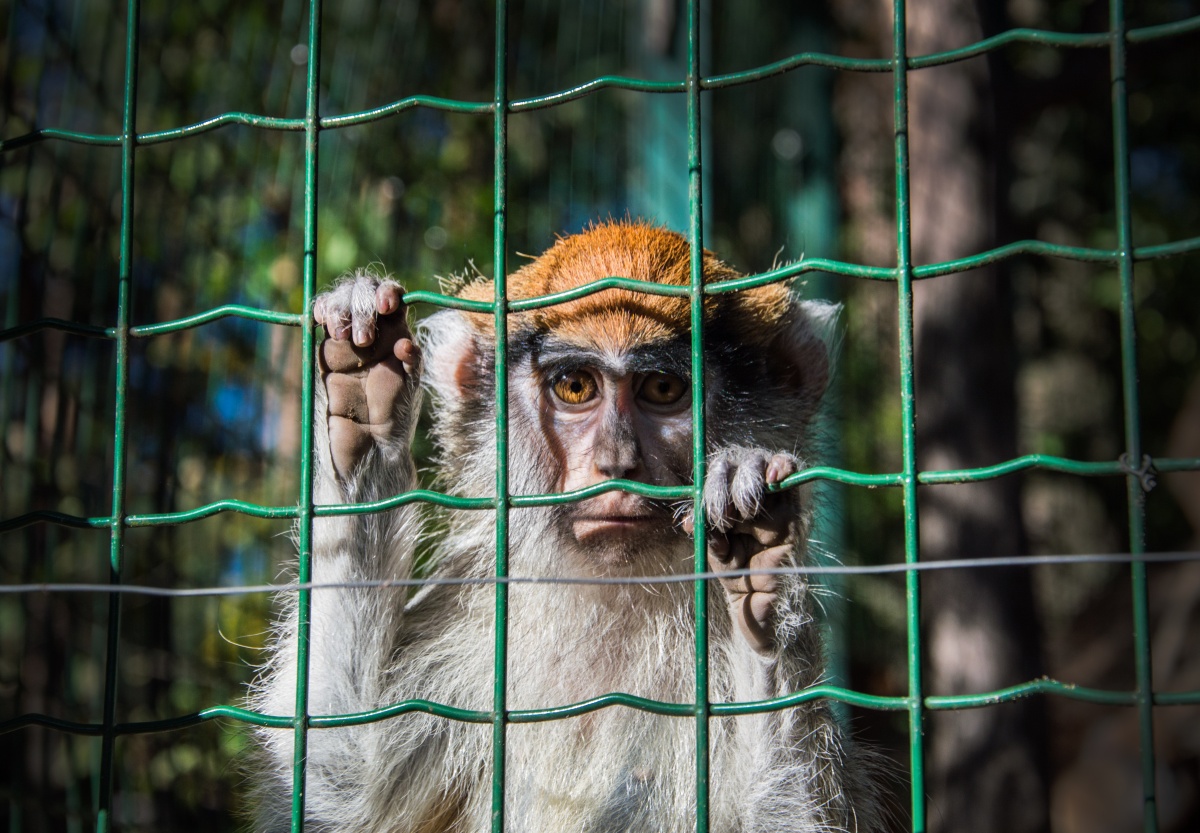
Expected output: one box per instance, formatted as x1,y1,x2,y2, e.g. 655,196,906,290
908,2,1049,832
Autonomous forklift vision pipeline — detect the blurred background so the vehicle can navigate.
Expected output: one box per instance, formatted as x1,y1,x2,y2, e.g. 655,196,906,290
1,0,1198,830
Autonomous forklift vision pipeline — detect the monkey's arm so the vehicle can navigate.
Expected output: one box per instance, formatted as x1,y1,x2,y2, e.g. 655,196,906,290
305,272,424,695
252,273,427,829
700,451,878,831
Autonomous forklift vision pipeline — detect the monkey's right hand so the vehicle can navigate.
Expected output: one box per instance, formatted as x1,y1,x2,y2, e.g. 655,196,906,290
313,273,421,483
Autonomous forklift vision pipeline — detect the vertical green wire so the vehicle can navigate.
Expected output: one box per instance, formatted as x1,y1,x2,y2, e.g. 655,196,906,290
95,2,139,829
891,1,926,831
290,1,323,830
686,1,710,831
1107,3,1158,831
490,1,511,830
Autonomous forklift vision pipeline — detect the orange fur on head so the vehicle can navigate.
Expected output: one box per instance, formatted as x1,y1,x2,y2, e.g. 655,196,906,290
457,220,791,353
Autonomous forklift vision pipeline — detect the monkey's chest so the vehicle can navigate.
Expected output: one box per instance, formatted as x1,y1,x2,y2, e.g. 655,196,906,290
504,710,697,833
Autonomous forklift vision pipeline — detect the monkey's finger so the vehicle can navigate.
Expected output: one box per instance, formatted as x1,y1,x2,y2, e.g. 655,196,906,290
706,531,732,564
702,455,737,531
733,591,778,654
321,312,412,374
321,335,384,374
713,559,780,596
730,507,791,547
363,355,410,419
375,306,414,346
325,373,370,424
313,294,350,337
714,540,791,597
765,452,798,485
323,304,352,342
708,532,758,574
349,278,386,347
743,543,792,595
327,358,409,432
728,569,781,597
394,337,421,376
376,280,405,316
729,449,770,521
353,318,377,348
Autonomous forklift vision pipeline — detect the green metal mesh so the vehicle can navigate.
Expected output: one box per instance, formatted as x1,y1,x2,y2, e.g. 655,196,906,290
2,1,1200,832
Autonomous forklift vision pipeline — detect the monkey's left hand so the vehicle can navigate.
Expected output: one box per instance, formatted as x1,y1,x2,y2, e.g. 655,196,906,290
313,275,421,484
696,448,800,654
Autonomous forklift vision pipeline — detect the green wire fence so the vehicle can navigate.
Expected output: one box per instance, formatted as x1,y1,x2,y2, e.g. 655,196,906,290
2,0,1200,831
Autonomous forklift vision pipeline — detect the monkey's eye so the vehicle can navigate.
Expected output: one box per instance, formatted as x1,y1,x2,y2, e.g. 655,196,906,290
551,371,598,405
638,372,688,406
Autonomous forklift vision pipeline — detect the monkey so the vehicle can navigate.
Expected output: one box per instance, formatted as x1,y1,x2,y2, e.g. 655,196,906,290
250,220,880,832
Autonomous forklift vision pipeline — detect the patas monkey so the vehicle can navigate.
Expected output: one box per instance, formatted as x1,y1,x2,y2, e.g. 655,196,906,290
252,221,879,831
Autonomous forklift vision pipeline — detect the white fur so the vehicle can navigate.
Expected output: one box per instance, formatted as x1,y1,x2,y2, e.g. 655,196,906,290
250,291,878,832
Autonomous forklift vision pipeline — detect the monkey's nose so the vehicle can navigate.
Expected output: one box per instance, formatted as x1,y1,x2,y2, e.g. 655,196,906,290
594,439,642,480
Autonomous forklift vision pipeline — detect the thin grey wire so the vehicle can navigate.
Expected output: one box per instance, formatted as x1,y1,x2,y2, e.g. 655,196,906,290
3,551,1196,597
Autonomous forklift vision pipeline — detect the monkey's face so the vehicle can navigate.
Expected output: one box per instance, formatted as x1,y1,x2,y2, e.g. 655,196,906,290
525,339,694,568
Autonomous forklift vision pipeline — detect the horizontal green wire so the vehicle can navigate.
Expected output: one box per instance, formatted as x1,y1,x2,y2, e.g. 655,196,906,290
320,95,494,128
128,306,303,335
1155,691,1200,706
710,685,909,714
917,454,1127,483
907,28,1108,69
510,76,682,111
397,289,494,313
925,678,1137,709
1127,14,1200,42
704,16,1200,84
310,700,492,727
399,278,693,317
6,15,1197,153
8,675,1196,740
0,100,491,150
913,235,1200,279
0,306,302,342
772,467,903,490
0,510,111,531
124,500,299,525
508,277,691,310
1,713,110,736
706,258,896,292
1136,235,1200,260
140,113,302,140
1157,457,1200,473
315,490,493,516
0,318,111,342
509,693,695,721
510,479,691,506
315,481,688,516
3,457,1196,532
5,233,1199,346
705,53,894,86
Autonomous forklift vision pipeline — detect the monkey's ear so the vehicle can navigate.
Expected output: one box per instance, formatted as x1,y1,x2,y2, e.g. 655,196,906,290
416,310,492,403
774,299,839,415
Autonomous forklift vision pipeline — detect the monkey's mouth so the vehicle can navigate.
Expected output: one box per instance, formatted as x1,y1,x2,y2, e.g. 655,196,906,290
572,515,660,536
567,494,676,542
